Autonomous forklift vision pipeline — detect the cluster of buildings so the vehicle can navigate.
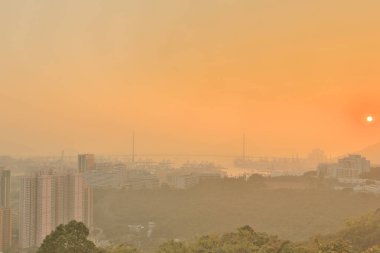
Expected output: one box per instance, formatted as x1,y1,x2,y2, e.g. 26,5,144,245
0,154,225,251
124,169,160,190
166,171,221,189
0,152,377,251
0,155,95,252
316,154,380,195
19,171,93,249
234,149,329,175
80,156,223,190
82,162,159,190
317,154,371,179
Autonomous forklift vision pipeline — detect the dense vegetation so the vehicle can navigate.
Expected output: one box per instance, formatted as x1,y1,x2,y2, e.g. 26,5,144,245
94,176,380,249
155,210,380,253
35,176,380,253
38,210,380,253
37,220,98,253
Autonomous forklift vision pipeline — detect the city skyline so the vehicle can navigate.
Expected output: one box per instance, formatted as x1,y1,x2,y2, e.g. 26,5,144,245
2,1,380,253
19,171,93,249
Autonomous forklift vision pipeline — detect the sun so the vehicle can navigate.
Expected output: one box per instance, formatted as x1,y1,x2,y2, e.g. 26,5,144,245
367,115,374,123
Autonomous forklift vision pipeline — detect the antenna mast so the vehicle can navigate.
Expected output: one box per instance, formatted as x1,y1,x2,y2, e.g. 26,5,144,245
132,131,135,164
243,133,246,161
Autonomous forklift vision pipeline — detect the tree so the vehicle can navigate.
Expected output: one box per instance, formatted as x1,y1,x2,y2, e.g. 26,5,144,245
157,226,293,253
37,220,99,253
314,239,352,253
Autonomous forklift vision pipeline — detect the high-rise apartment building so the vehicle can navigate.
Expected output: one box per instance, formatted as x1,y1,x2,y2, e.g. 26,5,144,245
19,172,93,249
0,169,11,208
69,174,93,228
0,169,12,252
35,174,54,245
78,154,95,173
19,176,37,249
0,208,12,251
55,174,70,230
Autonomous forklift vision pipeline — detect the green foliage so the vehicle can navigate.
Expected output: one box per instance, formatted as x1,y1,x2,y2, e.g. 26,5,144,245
154,210,380,253
157,240,191,253
338,210,380,252
36,210,380,253
156,226,294,253
93,176,380,253
298,210,380,253
315,239,352,253
95,177,378,243
37,220,98,253
102,244,141,253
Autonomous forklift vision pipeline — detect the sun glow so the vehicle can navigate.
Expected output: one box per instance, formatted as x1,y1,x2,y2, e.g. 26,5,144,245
367,116,374,123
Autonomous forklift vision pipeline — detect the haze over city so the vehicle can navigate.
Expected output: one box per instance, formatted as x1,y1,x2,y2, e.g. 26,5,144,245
1,0,380,157
3,1,380,253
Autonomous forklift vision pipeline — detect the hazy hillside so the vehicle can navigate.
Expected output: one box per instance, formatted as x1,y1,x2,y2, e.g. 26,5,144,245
154,210,380,253
359,142,380,164
94,178,380,250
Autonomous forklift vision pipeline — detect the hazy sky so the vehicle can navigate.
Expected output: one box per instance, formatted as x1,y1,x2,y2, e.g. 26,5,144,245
1,0,380,157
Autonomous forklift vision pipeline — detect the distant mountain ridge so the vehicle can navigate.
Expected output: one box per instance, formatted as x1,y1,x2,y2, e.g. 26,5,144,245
359,141,380,165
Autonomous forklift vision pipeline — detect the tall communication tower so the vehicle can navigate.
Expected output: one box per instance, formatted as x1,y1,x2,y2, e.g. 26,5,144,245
132,131,135,163
243,133,246,162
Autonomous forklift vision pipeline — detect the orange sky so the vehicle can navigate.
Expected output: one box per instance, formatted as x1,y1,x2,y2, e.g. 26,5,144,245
1,0,380,157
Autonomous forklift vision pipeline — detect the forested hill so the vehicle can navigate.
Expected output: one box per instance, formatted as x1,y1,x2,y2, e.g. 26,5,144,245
35,210,380,253
94,176,380,248
155,210,380,253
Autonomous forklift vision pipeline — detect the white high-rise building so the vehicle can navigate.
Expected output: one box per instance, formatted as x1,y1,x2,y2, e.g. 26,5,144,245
70,174,93,227
19,172,93,249
36,174,54,245
19,176,38,249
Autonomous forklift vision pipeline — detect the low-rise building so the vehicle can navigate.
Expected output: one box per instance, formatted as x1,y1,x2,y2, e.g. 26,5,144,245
167,173,199,189
84,169,123,189
318,163,339,178
318,154,370,179
124,170,160,190
167,171,222,189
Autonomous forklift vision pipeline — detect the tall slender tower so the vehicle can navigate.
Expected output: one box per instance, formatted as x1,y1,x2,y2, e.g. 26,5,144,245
243,134,246,161
132,131,135,164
